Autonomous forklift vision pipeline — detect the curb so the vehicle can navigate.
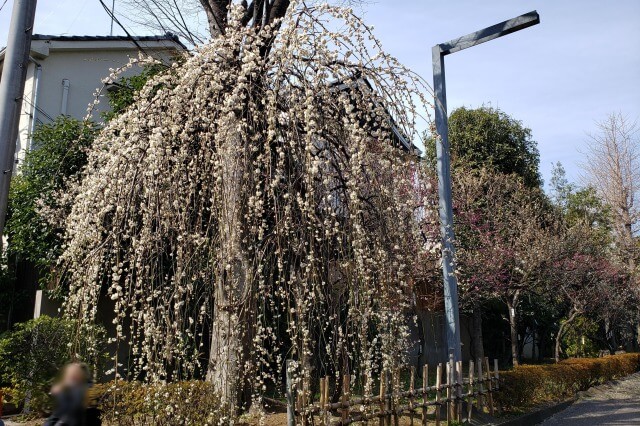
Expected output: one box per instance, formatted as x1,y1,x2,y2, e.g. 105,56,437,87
494,400,575,426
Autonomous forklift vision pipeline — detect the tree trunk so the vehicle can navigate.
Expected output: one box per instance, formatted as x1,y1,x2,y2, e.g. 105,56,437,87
554,326,563,363
636,320,640,351
536,326,546,361
471,303,485,362
555,308,579,363
604,318,618,354
506,298,519,367
531,327,537,361
416,309,427,368
206,132,253,412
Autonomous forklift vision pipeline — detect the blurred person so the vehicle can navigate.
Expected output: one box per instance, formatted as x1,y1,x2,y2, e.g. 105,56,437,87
44,363,92,426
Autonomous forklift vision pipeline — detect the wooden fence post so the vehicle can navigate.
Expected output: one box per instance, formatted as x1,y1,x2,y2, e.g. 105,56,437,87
302,374,310,426
456,360,463,421
446,355,452,425
319,377,326,426
435,363,442,426
324,375,330,426
421,365,429,426
467,360,474,423
393,369,400,426
484,357,495,416
379,371,386,426
386,371,392,426
409,366,415,426
363,373,370,424
286,360,295,426
342,374,350,424
494,359,500,414
476,358,484,412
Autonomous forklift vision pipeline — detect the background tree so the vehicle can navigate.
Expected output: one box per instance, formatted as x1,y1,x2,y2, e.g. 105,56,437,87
427,106,543,364
116,0,210,46
101,63,167,122
549,225,618,362
551,161,639,356
582,113,639,273
551,163,611,240
427,106,541,188
550,162,574,209
454,168,557,366
581,113,640,349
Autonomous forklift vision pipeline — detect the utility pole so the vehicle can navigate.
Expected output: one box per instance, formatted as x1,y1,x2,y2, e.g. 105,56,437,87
0,0,37,242
110,0,116,36
432,11,540,363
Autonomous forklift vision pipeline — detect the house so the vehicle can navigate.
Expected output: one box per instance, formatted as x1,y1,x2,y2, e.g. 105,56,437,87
0,33,186,325
0,33,186,170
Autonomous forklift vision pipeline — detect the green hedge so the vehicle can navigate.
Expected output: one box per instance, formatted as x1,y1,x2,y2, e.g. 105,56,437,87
89,380,227,425
496,353,640,411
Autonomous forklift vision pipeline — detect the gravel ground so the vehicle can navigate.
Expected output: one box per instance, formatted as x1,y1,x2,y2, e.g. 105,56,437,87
540,372,640,425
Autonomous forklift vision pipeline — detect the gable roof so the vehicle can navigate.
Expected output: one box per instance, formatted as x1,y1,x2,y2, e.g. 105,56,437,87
0,33,186,63
31,33,188,50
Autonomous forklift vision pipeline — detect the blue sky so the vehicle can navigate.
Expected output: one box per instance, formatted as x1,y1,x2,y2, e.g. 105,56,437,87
1,0,639,188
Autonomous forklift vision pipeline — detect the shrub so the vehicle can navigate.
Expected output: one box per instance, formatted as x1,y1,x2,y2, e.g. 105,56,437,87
496,353,640,411
561,316,600,358
0,315,107,414
88,380,226,425
6,117,97,281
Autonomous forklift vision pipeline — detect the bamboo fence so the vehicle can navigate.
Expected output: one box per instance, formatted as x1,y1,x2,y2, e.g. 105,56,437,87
288,356,500,425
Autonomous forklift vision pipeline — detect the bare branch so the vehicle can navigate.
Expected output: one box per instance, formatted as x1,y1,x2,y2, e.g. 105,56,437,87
581,112,640,269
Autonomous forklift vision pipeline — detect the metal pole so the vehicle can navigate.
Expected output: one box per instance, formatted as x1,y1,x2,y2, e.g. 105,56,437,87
0,0,38,242
431,11,540,363
433,43,462,363
110,0,115,36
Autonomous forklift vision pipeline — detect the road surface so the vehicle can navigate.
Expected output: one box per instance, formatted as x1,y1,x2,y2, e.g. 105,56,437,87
540,372,640,425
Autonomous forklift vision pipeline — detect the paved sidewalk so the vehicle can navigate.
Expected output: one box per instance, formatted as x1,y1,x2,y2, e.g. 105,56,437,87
540,372,640,425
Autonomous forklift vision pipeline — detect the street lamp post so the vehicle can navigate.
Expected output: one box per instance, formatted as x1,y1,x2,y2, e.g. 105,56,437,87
432,11,540,362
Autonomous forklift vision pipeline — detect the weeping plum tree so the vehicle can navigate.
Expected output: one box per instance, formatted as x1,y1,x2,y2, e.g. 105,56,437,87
51,2,437,414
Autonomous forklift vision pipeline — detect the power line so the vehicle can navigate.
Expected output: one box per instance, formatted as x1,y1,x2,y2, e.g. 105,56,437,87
0,0,9,13
98,0,148,55
21,96,55,123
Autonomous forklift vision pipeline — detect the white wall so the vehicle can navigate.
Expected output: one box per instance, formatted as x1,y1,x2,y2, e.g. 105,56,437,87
14,40,181,169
